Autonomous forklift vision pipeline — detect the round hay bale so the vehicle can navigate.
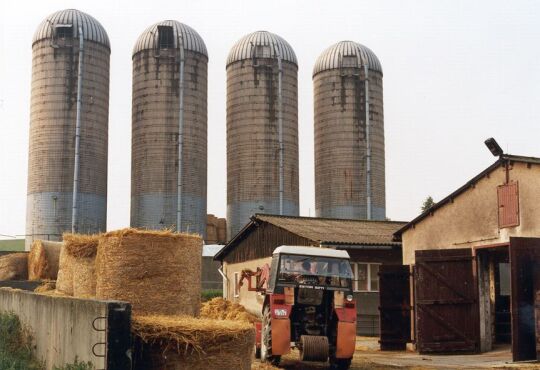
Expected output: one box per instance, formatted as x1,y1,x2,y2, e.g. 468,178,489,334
96,229,202,316
132,315,255,370
0,253,28,281
28,240,62,281
55,246,74,295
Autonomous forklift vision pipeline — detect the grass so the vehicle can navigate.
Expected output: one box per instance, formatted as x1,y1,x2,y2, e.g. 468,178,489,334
0,311,95,370
201,289,223,302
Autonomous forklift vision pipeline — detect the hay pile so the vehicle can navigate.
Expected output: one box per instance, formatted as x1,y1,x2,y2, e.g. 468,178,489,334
28,240,62,280
0,253,28,280
55,233,100,297
132,315,255,370
96,228,202,316
34,280,56,293
201,298,259,323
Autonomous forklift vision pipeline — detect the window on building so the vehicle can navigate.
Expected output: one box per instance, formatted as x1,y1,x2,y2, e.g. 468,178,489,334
342,55,358,68
497,182,519,228
54,25,73,39
234,272,240,298
255,45,271,58
158,26,175,49
351,263,380,292
499,263,510,296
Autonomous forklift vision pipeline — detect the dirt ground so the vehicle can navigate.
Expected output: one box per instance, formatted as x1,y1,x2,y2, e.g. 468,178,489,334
252,337,540,369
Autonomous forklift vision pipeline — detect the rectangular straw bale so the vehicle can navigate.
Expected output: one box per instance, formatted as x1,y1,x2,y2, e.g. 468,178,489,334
28,240,62,280
55,246,74,295
132,315,255,370
0,253,28,281
62,233,100,298
96,229,202,316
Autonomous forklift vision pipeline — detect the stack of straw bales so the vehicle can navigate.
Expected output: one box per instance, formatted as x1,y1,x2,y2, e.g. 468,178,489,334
201,297,259,323
56,233,100,297
28,240,62,280
0,253,28,280
132,315,255,370
95,228,202,316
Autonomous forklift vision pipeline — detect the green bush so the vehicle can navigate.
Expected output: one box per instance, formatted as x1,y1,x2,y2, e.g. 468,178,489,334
54,359,94,370
201,289,223,302
0,311,43,370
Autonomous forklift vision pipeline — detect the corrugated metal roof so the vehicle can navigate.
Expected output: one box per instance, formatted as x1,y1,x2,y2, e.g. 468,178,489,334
132,20,207,57
33,9,110,49
313,40,382,77
227,31,297,66
255,214,405,246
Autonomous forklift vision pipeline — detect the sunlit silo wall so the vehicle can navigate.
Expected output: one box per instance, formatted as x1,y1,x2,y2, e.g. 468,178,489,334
131,21,208,237
25,9,110,250
226,31,299,239
313,41,385,220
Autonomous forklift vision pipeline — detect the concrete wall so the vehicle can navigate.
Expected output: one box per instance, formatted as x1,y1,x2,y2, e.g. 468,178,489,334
202,256,222,290
223,257,272,316
0,288,129,370
402,162,540,264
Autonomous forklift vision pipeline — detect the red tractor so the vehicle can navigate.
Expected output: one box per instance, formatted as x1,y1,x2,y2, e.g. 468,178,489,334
239,246,356,369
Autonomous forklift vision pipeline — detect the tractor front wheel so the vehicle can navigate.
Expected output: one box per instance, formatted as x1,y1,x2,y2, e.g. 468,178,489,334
261,305,281,366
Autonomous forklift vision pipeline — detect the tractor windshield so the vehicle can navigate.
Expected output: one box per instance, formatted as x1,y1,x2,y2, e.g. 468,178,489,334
277,254,353,289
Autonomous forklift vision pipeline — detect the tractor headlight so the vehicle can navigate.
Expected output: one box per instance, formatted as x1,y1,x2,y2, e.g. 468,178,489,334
346,294,354,302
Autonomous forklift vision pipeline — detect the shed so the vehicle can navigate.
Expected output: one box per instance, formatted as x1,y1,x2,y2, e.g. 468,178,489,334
215,214,406,335
390,154,540,361
201,244,224,290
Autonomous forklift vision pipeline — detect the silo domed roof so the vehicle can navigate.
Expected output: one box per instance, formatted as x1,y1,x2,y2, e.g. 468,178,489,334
33,9,110,49
313,41,382,77
132,20,208,57
227,31,297,66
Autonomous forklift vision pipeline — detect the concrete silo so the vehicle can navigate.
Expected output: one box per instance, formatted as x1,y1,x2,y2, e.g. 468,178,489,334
26,9,110,249
131,21,208,237
226,31,299,239
313,41,385,220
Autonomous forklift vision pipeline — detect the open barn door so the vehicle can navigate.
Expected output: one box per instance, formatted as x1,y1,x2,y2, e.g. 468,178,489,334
378,265,411,350
509,237,540,362
415,249,480,354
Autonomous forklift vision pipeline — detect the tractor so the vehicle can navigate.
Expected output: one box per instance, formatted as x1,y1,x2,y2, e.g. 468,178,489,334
239,245,356,369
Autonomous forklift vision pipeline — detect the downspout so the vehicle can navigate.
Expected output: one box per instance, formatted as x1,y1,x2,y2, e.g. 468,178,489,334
71,26,84,233
275,46,284,215
176,34,185,232
364,63,372,220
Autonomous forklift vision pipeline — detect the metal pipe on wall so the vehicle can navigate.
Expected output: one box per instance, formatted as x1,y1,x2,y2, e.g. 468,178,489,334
71,26,84,233
276,48,284,215
364,63,372,220
176,34,185,232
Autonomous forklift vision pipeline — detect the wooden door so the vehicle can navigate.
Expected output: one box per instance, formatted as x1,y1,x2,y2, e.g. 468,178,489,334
415,248,480,354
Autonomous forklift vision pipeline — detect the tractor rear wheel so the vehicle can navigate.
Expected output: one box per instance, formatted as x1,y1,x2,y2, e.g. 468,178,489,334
261,305,281,366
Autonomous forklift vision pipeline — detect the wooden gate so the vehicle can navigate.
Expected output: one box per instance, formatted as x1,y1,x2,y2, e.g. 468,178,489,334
509,237,540,362
378,265,411,350
415,248,480,353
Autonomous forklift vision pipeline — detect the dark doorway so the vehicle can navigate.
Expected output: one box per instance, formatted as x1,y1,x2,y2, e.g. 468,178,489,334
509,237,540,362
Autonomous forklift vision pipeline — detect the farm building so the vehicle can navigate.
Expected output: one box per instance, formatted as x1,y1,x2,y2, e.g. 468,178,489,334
214,214,406,335
391,154,540,362
201,244,224,290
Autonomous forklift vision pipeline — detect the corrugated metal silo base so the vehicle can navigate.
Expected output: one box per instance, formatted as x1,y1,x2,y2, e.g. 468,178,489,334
25,192,106,250
316,206,386,222
227,200,299,240
131,193,206,238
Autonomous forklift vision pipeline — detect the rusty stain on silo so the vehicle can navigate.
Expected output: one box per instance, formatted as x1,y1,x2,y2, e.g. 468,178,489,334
130,20,208,237
313,41,386,220
226,31,300,239
25,9,110,250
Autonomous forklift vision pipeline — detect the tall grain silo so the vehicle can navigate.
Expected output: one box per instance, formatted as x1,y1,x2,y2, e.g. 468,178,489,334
313,41,385,220
131,21,208,237
226,31,299,239
26,9,110,249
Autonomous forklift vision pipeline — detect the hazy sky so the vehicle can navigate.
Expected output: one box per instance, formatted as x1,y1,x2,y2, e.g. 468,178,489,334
1,0,539,237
